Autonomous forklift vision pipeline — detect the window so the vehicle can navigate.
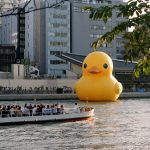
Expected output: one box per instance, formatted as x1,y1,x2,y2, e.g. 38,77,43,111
55,5,68,10
53,14,67,19
48,32,55,37
20,20,25,24
55,32,68,37
51,23,68,28
20,27,25,31
48,32,68,37
90,34,102,38
50,60,68,65
73,6,80,12
49,51,62,55
49,41,68,47
20,41,25,46
102,43,112,48
91,25,106,30
107,0,112,4
20,33,25,38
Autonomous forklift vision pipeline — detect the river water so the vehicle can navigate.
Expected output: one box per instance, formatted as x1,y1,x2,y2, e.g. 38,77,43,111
0,99,150,150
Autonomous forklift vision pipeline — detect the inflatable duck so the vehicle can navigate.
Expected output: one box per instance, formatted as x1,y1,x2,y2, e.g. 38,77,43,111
74,51,123,101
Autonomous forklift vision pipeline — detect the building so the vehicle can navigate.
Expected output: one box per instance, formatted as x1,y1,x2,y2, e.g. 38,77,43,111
71,0,126,59
24,0,45,75
0,0,18,44
24,0,71,77
0,10,18,47
45,0,71,77
0,7,25,61
0,44,16,72
42,0,126,77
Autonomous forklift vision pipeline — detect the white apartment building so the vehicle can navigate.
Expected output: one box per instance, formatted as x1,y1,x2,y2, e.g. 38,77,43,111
24,0,71,77
45,0,71,77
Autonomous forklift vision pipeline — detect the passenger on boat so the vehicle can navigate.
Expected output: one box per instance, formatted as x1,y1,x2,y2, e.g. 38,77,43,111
51,105,54,114
60,105,64,114
73,103,80,113
53,104,58,115
80,107,85,112
32,105,37,116
21,105,30,116
36,105,40,115
46,105,52,115
28,104,33,116
14,106,22,116
1,105,7,117
42,105,51,115
57,104,61,114
0,103,84,117
10,106,15,117
6,105,11,117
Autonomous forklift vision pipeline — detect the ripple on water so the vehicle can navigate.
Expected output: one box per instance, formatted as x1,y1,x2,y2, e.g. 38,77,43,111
1,99,150,150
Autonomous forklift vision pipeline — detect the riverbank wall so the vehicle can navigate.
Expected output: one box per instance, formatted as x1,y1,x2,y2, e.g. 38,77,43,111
0,92,149,101
0,79,76,89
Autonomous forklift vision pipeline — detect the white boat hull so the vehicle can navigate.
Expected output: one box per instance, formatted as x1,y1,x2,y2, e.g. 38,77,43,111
0,109,94,125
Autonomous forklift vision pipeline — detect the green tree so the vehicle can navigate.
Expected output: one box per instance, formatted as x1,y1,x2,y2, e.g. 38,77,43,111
84,0,150,77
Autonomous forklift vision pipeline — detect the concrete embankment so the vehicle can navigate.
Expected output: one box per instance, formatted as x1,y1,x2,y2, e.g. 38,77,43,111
0,92,149,101
120,92,150,99
0,94,77,101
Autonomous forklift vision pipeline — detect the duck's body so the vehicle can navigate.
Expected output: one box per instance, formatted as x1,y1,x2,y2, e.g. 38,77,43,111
75,75,122,101
74,51,123,101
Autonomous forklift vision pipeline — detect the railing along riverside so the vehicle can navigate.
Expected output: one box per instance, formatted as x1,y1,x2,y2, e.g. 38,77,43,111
0,87,73,95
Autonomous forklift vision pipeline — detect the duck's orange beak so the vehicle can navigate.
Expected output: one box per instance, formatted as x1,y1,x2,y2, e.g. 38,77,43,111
88,66,100,74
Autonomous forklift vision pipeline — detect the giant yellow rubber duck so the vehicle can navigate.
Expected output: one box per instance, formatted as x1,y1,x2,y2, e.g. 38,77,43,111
74,51,123,101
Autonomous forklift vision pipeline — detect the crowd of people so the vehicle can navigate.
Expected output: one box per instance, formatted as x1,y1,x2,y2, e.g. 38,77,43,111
0,103,81,118
0,103,65,117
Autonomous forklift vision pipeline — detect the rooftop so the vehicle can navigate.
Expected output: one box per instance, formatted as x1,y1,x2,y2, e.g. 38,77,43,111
57,53,137,71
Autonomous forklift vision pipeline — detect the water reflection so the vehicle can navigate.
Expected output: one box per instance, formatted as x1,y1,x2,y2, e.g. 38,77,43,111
0,99,150,150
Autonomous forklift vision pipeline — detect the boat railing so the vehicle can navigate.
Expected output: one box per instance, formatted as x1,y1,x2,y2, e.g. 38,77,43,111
0,110,57,118
0,107,93,118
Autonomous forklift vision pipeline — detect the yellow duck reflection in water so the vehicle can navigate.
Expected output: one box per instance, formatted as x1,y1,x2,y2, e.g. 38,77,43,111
74,51,123,101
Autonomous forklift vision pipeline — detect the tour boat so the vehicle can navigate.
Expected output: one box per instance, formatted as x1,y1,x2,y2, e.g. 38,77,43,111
0,107,94,125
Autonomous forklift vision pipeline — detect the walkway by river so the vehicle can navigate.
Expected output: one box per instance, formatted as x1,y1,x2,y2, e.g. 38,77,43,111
0,92,149,100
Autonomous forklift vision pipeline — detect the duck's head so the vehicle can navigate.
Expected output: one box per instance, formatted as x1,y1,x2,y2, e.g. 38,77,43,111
82,51,113,77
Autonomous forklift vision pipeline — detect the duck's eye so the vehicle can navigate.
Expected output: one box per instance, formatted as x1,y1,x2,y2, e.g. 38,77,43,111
83,63,87,69
103,63,108,69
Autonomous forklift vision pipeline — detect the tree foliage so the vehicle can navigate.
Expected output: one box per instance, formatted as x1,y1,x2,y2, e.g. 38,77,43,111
84,0,150,77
